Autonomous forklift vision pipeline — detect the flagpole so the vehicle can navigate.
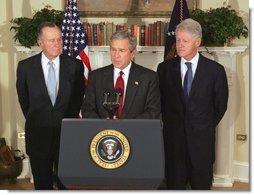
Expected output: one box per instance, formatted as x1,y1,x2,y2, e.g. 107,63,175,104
163,0,190,61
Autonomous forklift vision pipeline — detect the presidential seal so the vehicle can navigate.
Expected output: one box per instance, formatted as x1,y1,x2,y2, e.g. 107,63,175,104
90,129,130,169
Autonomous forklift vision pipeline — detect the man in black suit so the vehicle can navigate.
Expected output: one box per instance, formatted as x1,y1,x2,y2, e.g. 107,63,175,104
157,18,228,190
81,31,160,119
16,22,85,190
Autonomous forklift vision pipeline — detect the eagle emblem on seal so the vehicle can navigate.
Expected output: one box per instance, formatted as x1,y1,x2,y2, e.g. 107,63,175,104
90,129,130,169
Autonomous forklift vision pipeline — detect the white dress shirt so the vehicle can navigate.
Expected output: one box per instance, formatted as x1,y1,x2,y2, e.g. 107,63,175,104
180,52,200,86
41,53,60,91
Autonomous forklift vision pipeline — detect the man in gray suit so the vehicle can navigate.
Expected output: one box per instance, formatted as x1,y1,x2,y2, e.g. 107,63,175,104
82,31,160,119
16,22,85,189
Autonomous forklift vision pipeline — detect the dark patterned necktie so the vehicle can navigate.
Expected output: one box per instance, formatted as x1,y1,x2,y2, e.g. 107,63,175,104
183,62,193,97
114,71,124,118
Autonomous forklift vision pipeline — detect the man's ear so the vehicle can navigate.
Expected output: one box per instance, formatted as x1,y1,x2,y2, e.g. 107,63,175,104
131,48,137,60
195,38,202,47
37,39,41,47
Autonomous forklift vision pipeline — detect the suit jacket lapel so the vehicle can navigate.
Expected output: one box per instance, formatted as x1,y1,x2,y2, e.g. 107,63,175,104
34,53,53,105
188,55,206,98
171,58,186,104
121,63,139,117
55,55,69,107
102,65,115,102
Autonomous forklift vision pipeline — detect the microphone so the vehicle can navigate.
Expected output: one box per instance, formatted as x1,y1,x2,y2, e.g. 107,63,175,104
115,88,122,105
103,90,110,107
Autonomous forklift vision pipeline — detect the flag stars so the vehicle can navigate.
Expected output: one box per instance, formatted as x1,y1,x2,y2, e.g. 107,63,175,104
63,0,90,84
167,31,175,36
62,1,88,60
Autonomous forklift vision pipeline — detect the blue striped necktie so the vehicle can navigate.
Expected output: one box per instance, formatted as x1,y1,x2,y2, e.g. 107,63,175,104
183,62,193,97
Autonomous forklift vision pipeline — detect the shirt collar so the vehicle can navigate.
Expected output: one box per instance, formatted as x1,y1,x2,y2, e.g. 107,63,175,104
41,52,60,67
181,52,200,65
114,61,132,76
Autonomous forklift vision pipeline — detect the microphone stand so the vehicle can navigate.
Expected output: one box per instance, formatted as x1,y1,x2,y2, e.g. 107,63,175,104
103,90,121,119
103,102,119,119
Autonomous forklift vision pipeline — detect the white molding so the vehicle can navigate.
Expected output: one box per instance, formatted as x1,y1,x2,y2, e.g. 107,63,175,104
212,161,249,187
17,158,32,179
233,160,249,183
15,46,41,53
213,175,234,187
15,45,248,54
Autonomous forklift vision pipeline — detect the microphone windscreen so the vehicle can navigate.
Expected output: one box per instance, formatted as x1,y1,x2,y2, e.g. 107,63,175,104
115,88,122,95
103,88,110,95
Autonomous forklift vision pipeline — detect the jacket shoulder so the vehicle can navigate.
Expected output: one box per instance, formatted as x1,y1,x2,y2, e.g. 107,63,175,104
157,57,180,71
17,53,41,71
133,63,156,74
199,54,225,70
60,54,82,64
91,64,112,74
18,53,41,64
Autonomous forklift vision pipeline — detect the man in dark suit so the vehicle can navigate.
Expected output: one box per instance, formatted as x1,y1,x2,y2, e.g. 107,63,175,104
16,22,85,190
157,18,228,190
81,31,160,119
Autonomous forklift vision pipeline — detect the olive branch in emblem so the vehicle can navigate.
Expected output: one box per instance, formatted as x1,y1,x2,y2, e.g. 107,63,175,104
100,149,107,157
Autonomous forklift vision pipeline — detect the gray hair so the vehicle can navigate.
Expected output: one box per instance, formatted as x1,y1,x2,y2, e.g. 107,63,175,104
110,31,137,52
176,18,202,39
37,21,60,39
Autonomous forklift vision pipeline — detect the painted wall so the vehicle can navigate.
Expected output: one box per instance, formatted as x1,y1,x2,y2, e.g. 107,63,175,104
201,0,250,163
0,0,249,165
0,0,64,148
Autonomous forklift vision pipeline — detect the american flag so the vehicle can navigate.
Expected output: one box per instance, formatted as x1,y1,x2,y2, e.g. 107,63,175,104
164,0,189,60
62,0,91,86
